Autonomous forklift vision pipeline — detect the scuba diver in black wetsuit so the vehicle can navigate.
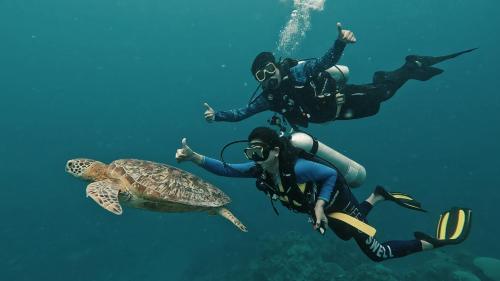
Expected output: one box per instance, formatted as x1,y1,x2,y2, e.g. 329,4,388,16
175,127,472,262
203,22,476,129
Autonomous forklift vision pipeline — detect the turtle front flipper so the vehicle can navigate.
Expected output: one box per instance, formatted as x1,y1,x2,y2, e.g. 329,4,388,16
86,180,123,215
216,207,248,232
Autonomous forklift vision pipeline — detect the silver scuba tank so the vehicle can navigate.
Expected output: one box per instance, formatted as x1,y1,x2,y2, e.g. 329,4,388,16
290,132,366,187
325,65,349,84
296,61,349,84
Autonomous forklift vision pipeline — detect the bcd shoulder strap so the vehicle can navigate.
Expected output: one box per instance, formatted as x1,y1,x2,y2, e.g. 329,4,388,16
278,158,315,213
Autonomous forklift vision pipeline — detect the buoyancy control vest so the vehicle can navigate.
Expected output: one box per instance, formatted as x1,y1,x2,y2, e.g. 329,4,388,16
253,145,378,237
264,59,347,127
255,139,347,214
256,164,317,214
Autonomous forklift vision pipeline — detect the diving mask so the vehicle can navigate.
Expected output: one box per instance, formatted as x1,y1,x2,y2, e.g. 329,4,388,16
244,143,271,162
255,62,277,82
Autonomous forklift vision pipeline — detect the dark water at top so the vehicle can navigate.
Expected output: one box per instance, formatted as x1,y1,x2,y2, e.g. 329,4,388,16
0,0,499,280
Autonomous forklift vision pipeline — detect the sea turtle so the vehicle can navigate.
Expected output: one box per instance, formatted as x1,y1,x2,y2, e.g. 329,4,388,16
65,158,247,232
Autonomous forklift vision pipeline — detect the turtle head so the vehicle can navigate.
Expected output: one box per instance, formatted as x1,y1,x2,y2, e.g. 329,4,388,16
66,158,107,181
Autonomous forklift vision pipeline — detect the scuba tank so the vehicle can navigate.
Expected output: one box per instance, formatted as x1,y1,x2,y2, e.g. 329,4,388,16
325,65,349,84
289,132,366,187
295,61,350,84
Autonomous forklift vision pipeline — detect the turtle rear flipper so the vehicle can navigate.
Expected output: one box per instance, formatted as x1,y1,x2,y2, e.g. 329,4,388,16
86,179,123,215
214,207,248,232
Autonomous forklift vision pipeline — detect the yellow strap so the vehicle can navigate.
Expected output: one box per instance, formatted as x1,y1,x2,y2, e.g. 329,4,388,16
328,212,377,237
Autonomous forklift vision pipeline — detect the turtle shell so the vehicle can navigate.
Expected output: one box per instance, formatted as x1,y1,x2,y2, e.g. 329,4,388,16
108,159,230,208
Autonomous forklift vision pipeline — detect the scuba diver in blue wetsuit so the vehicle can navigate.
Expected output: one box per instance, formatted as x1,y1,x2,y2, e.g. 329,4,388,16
203,23,476,129
175,127,472,262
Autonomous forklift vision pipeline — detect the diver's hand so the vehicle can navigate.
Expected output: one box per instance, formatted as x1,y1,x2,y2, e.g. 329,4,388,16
337,22,356,44
176,138,203,165
204,103,215,122
313,199,328,235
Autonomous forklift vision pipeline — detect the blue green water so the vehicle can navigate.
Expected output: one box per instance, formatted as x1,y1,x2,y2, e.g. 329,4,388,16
1,0,499,280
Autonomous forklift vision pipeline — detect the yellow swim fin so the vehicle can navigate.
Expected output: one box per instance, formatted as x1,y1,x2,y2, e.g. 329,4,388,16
415,207,472,248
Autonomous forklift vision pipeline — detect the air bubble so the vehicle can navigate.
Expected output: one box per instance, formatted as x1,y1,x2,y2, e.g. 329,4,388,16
277,0,325,55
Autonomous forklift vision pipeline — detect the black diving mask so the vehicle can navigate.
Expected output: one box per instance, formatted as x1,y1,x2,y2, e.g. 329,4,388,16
255,62,277,82
244,143,271,162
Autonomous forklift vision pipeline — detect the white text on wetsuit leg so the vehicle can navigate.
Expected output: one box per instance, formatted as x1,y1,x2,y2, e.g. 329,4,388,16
365,237,395,259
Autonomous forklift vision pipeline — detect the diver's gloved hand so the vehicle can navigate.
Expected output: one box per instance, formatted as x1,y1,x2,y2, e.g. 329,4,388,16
313,199,328,235
175,138,204,165
204,103,215,122
337,22,356,44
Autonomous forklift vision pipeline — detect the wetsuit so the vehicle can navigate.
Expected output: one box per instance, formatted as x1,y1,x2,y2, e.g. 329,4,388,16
214,42,474,127
200,156,423,262
215,39,348,125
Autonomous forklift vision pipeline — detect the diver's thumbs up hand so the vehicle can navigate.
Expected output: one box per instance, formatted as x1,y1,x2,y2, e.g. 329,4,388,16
176,138,204,165
181,138,189,149
337,22,356,44
337,22,343,34
176,138,194,163
204,102,215,123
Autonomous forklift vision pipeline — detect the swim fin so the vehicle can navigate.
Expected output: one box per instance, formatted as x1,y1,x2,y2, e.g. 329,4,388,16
373,48,477,84
404,48,477,81
375,185,426,212
406,48,477,68
414,207,472,248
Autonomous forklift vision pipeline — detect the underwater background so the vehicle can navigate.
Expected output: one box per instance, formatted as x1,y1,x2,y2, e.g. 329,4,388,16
1,0,499,280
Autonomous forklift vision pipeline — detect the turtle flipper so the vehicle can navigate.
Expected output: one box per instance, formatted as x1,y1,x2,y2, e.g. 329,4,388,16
86,180,123,215
216,207,248,232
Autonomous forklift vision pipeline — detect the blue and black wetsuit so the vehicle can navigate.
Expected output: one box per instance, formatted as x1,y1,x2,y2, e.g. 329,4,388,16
214,41,471,127
214,40,348,125
199,156,423,262
214,39,397,127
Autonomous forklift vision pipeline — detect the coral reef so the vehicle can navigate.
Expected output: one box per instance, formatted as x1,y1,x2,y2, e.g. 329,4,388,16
473,257,500,281
451,270,481,281
182,231,497,281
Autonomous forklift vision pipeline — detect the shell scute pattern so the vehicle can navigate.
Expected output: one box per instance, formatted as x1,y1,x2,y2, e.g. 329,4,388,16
110,159,230,207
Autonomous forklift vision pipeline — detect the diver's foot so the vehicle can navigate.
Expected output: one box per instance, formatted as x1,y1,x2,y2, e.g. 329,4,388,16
401,56,444,81
374,185,426,212
372,64,442,84
415,231,443,248
415,231,462,249
374,48,476,85
405,48,477,68
403,48,477,81
374,185,391,200
415,207,472,249
409,65,443,81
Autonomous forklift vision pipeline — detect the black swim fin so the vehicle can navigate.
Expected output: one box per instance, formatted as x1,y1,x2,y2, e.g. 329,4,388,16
403,48,477,81
415,207,472,248
406,48,477,68
375,185,426,212
373,48,477,84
